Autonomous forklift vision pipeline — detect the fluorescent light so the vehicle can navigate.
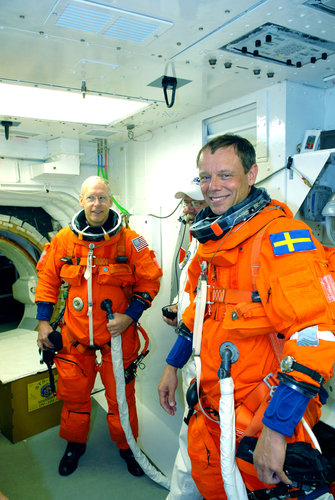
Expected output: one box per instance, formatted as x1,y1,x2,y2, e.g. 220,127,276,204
0,83,149,125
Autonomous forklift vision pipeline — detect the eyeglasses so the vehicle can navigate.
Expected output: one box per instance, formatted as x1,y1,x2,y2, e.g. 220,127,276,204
182,200,204,208
85,195,109,204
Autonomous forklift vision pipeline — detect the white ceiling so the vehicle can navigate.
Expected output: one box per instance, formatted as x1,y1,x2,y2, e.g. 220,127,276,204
1,0,335,144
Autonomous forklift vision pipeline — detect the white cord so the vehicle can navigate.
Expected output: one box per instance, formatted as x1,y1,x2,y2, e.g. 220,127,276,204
301,417,321,453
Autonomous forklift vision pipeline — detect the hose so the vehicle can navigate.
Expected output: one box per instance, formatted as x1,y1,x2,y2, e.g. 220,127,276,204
110,334,171,490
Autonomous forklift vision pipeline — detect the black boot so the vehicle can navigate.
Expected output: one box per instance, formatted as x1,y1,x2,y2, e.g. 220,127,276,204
58,442,86,476
119,448,144,477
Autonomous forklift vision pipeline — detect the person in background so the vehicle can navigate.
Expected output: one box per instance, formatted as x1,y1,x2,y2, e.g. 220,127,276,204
159,177,207,500
158,134,335,499
35,176,162,478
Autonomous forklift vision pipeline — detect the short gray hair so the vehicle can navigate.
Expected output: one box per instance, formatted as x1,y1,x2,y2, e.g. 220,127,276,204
80,176,111,196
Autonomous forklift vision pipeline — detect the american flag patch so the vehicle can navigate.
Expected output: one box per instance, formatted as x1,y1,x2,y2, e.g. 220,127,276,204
132,236,148,252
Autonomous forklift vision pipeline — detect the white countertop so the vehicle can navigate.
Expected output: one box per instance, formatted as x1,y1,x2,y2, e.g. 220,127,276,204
0,328,45,384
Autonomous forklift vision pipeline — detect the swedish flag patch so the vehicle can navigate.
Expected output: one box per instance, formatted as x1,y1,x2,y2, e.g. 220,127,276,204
270,229,316,256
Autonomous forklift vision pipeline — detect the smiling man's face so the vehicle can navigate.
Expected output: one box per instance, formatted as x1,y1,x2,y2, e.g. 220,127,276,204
198,145,258,215
79,179,113,226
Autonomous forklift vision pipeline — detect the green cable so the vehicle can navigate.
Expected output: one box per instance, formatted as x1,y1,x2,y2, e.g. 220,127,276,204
112,197,130,215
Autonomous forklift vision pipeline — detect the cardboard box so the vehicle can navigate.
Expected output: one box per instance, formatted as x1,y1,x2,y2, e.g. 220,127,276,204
0,328,62,443
0,368,62,443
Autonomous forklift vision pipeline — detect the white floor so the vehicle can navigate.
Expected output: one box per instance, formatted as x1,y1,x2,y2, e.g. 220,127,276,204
0,398,169,500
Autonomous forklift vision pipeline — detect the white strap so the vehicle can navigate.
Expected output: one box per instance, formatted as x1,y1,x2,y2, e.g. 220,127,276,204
301,417,321,453
192,267,208,355
192,262,218,423
85,243,95,346
192,262,207,414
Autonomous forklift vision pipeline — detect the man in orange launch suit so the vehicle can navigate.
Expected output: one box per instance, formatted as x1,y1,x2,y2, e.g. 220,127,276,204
158,134,335,499
35,176,162,477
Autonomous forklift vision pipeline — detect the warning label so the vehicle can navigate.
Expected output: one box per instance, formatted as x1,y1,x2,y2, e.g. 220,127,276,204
27,374,59,412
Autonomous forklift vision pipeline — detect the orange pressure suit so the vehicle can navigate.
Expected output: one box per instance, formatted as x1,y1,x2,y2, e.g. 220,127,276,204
182,199,335,499
35,211,162,448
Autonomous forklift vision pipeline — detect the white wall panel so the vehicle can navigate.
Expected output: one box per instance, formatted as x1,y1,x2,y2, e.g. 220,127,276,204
1,79,335,475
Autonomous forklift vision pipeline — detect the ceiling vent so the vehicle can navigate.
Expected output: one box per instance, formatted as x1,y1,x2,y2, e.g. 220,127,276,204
54,1,173,43
103,17,161,43
304,0,335,15
220,23,335,67
85,129,118,137
55,3,113,33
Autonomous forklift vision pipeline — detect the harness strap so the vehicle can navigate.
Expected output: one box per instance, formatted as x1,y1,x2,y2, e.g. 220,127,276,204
65,325,111,354
75,256,115,266
61,228,130,348
117,227,127,258
197,372,278,436
250,224,267,291
65,322,149,357
193,262,219,423
63,226,127,265
207,220,284,362
207,287,253,304
192,262,208,355
235,373,278,440
84,243,95,346
250,221,285,364
232,222,284,438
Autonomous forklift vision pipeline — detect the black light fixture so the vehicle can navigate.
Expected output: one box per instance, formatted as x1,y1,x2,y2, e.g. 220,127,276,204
1,120,20,140
162,61,177,108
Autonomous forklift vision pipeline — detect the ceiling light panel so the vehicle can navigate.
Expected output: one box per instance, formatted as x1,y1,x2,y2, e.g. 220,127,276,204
220,23,335,67
52,1,173,43
0,83,149,126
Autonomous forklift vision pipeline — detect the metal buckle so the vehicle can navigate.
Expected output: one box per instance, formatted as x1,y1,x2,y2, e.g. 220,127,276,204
263,372,277,397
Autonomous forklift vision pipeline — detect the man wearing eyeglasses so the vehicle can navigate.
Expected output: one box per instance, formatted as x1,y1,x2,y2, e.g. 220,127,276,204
35,175,162,478
159,177,206,500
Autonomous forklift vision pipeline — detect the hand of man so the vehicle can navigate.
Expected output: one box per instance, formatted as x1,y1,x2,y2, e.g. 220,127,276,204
158,364,178,415
107,312,133,337
37,320,54,350
253,425,292,485
162,303,178,327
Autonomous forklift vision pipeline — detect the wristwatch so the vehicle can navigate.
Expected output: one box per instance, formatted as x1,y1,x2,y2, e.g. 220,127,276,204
280,356,324,384
280,355,296,373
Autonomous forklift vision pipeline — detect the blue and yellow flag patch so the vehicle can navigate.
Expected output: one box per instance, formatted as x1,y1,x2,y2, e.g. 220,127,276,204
270,229,316,256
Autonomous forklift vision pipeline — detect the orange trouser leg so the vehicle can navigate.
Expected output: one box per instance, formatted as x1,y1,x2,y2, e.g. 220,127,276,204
188,412,269,499
188,408,320,499
99,348,138,449
55,349,97,443
188,412,227,500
